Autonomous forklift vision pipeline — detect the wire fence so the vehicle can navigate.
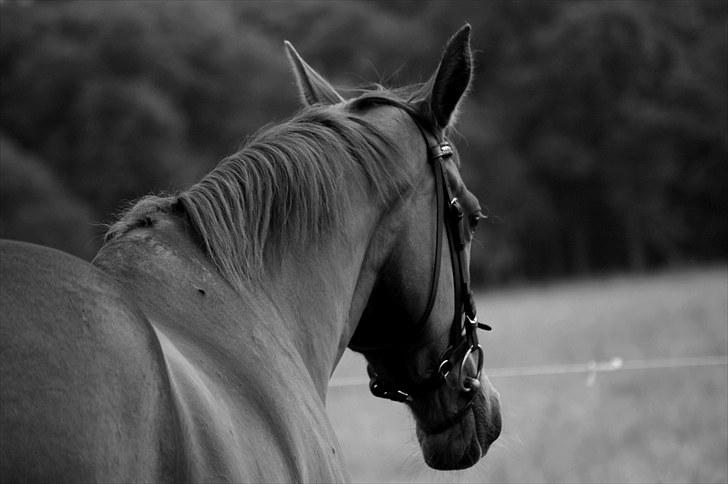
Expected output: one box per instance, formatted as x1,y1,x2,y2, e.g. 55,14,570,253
328,355,728,389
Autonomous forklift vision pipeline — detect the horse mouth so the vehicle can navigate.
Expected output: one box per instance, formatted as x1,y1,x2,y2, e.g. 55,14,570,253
414,389,501,470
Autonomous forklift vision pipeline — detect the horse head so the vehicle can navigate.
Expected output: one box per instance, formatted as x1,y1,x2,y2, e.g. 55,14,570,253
285,25,501,471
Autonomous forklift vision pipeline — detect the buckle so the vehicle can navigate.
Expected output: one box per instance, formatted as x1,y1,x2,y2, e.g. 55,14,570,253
449,198,463,218
369,376,413,403
430,142,453,160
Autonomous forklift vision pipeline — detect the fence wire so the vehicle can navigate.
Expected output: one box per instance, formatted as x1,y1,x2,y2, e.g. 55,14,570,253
328,355,728,389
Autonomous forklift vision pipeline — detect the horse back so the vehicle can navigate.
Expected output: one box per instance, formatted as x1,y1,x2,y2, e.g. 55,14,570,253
0,240,182,482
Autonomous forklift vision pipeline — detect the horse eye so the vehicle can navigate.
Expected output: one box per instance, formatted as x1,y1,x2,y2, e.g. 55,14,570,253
469,212,482,233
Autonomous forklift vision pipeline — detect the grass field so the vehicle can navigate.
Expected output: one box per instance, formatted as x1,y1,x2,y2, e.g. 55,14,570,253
327,267,728,483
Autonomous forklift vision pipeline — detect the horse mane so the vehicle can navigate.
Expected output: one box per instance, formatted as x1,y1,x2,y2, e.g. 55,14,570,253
106,98,424,287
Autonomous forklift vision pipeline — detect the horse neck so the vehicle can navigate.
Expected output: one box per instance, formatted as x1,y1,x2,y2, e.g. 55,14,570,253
258,193,388,400
94,188,391,403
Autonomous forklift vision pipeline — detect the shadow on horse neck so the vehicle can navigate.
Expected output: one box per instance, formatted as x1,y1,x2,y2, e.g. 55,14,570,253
102,101,417,398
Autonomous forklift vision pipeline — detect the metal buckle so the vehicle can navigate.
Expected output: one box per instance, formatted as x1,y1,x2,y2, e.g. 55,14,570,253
449,197,463,216
466,313,492,332
464,315,479,346
430,142,453,160
369,378,413,403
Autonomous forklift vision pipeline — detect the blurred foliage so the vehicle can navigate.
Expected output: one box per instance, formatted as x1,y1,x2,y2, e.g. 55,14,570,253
0,134,96,258
0,0,725,285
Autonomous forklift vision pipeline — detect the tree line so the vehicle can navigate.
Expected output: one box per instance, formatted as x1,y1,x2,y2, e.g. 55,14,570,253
1,1,725,284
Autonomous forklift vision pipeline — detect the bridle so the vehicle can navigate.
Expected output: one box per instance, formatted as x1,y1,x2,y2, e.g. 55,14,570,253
349,100,492,432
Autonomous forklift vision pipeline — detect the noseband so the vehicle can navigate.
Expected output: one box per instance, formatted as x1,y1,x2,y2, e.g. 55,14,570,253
350,102,491,428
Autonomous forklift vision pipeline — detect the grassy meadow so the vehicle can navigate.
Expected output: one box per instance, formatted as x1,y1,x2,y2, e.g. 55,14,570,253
327,267,728,483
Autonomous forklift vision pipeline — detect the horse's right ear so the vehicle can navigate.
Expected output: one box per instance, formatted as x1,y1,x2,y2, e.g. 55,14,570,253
284,41,344,106
424,24,473,129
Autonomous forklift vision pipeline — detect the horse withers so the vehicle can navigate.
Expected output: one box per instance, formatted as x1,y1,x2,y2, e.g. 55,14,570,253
0,25,500,482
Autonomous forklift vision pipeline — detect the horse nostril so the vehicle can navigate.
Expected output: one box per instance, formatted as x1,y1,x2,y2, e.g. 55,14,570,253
462,377,481,392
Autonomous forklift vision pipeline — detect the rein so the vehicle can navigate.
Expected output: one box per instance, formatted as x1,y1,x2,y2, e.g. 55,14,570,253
350,101,491,429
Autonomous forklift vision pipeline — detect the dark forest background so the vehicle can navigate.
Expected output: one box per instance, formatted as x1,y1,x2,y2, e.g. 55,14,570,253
1,0,725,286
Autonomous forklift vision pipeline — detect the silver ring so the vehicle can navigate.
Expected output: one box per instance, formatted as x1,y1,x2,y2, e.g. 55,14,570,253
459,344,484,389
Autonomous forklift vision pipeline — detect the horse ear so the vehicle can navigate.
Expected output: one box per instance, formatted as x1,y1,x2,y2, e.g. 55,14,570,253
284,41,344,106
426,24,473,129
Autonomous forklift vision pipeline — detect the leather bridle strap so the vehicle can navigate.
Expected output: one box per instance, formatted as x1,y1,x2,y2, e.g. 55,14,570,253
413,138,447,330
412,138,445,331
367,117,492,407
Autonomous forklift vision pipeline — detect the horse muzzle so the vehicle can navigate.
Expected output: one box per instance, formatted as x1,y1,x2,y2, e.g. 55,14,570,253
416,376,501,470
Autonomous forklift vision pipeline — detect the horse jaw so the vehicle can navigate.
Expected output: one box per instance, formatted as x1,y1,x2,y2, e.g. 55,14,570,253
413,380,501,470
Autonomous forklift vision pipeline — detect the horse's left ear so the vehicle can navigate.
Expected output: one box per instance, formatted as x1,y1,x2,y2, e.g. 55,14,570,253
284,41,344,106
426,24,473,129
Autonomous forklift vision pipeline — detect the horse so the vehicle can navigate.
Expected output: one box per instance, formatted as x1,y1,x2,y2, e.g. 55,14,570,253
0,25,500,482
